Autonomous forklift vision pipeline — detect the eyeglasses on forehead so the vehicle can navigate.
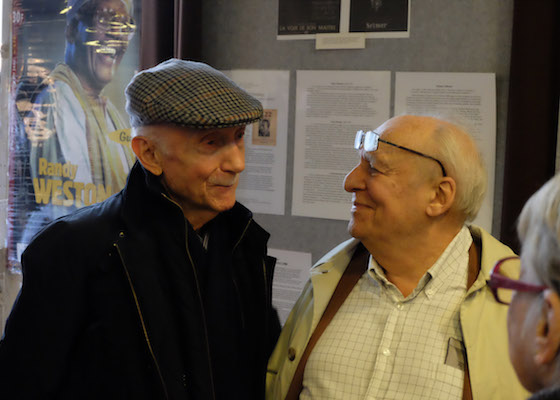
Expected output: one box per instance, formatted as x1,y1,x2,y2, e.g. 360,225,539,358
354,130,447,177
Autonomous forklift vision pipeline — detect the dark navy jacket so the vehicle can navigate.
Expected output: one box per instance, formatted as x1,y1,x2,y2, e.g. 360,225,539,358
0,161,280,399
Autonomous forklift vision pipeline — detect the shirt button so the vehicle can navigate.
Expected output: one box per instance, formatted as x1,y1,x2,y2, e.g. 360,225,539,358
396,303,403,310
382,348,391,356
426,289,434,296
288,347,297,361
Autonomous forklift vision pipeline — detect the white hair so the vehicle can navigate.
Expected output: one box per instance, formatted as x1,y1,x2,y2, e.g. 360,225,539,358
389,113,487,221
431,119,487,222
517,174,560,293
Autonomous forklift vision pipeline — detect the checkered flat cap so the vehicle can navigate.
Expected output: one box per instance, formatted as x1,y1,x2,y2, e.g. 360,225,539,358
125,58,263,129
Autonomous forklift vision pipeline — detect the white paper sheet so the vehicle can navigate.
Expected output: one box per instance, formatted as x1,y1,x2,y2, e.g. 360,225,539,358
224,70,290,215
268,248,312,325
292,70,391,220
394,72,497,232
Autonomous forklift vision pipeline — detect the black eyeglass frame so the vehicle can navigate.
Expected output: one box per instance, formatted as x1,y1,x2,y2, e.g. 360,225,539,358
487,256,548,305
354,130,447,177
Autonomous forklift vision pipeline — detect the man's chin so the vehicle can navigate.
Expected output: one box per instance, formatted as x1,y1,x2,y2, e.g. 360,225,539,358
211,198,237,213
347,219,361,239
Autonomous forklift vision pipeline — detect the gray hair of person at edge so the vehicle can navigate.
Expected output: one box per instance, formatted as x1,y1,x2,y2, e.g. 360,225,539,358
124,58,263,133
403,113,488,222
517,173,560,295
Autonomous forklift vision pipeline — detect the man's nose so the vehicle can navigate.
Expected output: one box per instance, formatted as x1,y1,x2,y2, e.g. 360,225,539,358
222,142,245,174
343,163,365,193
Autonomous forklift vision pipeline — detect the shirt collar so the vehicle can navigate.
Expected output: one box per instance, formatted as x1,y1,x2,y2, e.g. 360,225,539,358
368,226,472,301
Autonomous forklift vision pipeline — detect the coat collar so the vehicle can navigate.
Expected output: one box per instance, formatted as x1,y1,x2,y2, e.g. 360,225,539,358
309,238,360,330
307,226,517,330
468,224,517,282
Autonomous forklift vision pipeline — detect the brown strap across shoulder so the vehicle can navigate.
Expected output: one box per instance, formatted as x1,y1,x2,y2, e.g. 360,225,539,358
463,238,481,400
285,244,369,400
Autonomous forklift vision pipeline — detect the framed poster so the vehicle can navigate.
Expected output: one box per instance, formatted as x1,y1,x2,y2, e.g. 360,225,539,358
278,0,341,36
7,0,141,271
349,0,408,33
278,0,409,40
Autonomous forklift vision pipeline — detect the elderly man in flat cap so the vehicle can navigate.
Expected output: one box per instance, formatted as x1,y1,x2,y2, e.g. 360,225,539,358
0,59,281,400
10,0,137,262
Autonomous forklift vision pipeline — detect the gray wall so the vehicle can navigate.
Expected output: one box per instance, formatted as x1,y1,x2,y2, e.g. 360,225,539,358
201,0,514,263
0,0,516,331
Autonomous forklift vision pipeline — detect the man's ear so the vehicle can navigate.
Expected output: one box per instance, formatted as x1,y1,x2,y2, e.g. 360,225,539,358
131,136,163,176
426,177,456,217
535,289,560,365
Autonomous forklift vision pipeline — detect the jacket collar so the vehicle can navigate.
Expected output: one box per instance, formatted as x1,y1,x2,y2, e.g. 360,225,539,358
468,224,517,283
309,238,360,330
307,226,516,329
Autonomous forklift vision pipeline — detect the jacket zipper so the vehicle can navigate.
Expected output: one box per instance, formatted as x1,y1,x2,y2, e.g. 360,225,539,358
262,258,270,312
233,219,272,365
232,219,252,252
231,219,253,330
114,242,169,400
261,257,270,358
163,193,217,400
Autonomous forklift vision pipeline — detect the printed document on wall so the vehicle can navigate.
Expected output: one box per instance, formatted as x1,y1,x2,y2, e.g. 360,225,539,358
269,248,312,325
395,72,496,232
292,70,391,220
225,70,290,215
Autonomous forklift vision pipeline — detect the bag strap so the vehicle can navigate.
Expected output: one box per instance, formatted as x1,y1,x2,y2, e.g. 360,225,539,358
285,244,369,400
463,238,481,400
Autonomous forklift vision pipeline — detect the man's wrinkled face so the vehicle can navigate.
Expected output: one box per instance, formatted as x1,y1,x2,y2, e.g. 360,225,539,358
152,125,246,226
343,119,440,245
68,0,134,92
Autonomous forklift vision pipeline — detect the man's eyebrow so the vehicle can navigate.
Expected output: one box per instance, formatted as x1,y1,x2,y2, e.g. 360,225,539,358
198,129,223,136
364,151,390,169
